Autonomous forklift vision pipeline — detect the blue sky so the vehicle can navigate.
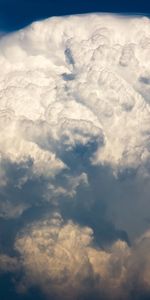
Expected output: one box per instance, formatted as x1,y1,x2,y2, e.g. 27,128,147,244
0,0,150,31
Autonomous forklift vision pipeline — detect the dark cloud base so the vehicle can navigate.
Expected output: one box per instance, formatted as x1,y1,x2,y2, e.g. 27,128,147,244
0,150,148,300
0,163,146,300
0,273,45,300
1,274,150,300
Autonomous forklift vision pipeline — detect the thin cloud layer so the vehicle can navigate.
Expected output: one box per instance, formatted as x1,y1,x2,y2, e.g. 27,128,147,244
0,13,150,300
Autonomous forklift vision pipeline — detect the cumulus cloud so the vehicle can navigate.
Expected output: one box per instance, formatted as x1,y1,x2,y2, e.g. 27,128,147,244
13,214,150,300
0,13,149,220
14,214,128,299
0,14,150,184
0,13,150,300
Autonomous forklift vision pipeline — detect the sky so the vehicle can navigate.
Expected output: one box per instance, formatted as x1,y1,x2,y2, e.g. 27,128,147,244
0,0,150,31
1,2,150,300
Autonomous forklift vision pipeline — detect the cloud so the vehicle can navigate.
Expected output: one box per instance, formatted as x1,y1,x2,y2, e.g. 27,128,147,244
0,14,150,184
0,13,150,300
0,13,149,221
13,214,150,300
0,254,18,273
14,214,128,299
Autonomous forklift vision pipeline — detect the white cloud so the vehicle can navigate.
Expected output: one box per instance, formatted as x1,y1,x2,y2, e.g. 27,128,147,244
0,14,150,185
1,15,150,299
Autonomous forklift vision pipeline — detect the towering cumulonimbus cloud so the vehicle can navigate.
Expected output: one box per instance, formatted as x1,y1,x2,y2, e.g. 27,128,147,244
0,13,150,300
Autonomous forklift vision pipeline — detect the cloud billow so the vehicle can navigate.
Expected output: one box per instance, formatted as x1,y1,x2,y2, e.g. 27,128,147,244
0,13,150,300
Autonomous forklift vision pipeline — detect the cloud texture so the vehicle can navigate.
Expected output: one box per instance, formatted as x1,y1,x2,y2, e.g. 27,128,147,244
0,13,150,299
11,214,150,300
